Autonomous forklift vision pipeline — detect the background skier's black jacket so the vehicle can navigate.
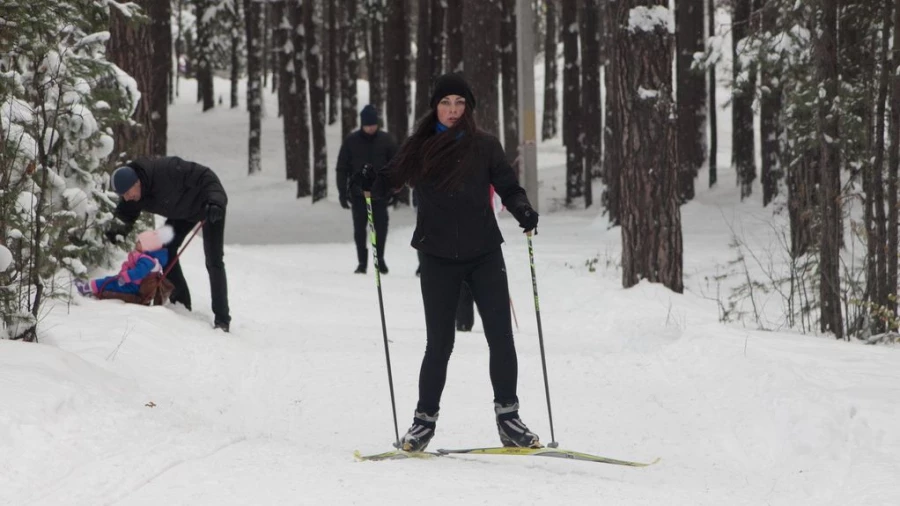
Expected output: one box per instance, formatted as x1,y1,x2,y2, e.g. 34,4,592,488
113,156,228,226
372,131,533,260
336,130,398,201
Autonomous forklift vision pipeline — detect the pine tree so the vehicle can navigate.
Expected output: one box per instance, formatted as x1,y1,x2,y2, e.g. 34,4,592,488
386,0,409,137
612,0,683,293
340,0,360,138
306,0,329,201
368,0,386,119
732,0,756,199
294,0,312,197
500,0,519,164
1,1,140,340
675,0,705,203
817,0,842,338
245,0,263,174
562,0,582,204
580,0,602,196
541,0,558,140
415,0,433,120
463,0,500,136
446,0,464,72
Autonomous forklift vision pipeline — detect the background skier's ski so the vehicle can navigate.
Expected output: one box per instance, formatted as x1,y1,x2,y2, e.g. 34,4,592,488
354,449,442,461
436,446,659,467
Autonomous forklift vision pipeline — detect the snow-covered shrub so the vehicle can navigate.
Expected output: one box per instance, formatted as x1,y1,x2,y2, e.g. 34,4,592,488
1,1,140,341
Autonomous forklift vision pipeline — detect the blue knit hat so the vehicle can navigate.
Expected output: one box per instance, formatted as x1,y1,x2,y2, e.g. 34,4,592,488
360,105,378,126
110,166,139,195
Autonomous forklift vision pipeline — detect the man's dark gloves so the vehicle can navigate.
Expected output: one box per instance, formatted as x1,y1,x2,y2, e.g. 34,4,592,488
206,202,225,224
514,206,539,234
351,164,377,192
340,197,350,209
104,222,131,244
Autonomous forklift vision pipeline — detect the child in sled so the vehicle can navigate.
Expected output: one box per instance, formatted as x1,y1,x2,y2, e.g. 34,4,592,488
75,226,173,302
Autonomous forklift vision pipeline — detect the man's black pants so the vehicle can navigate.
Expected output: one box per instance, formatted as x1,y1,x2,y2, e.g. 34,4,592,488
351,196,388,267
416,249,518,415
165,217,231,325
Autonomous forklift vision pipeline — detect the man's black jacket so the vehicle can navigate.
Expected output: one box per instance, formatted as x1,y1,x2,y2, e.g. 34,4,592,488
113,156,228,227
372,131,533,261
336,129,397,201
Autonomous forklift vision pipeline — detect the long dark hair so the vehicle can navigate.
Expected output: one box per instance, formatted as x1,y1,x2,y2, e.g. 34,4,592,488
388,106,478,190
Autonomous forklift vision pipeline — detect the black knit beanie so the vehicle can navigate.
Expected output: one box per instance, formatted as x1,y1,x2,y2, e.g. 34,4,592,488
429,73,477,110
360,104,378,126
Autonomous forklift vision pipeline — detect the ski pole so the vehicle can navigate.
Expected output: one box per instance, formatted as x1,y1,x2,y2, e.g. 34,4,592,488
527,231,558,448
364,191,401,448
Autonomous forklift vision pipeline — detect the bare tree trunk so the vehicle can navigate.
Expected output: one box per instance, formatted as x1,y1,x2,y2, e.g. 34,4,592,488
562,0,582,204
818,0,843,338
415,0,432,120
613,0,683,293
446,0,464,73
869,0,892,329
230,0,241,109
732,0,755,199
675,0,705,203
759,0,781,206
386,0,410,137
262,1,269,89
500,0,519,164
147,0,170,154
369,0,386,119
430,0,446,77
195,0,215,111
174,0,184,101
603,0,620,225
708,0,717,187
294,0,312,197
269,2,279,94
887,0,900,324
462,0,500,136
306,0,329,202
108,1,154,160
579,0,601,207
341,0,360,138
277,0,299,180
273,0,286,118
541,0,558,140
328,0,340,124
386,0,410,204
245,0,263,174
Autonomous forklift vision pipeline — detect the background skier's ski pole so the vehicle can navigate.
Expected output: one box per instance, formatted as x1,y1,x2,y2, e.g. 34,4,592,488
364,191,401,448
527,231,558,448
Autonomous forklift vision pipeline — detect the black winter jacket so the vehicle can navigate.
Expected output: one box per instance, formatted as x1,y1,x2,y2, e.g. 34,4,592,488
336,130,398,200
372,131,533,260
113,156,228,227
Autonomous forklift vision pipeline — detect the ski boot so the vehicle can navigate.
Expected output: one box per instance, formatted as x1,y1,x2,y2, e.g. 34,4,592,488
495,402,541,448
74,279,93,297
400,410,438,452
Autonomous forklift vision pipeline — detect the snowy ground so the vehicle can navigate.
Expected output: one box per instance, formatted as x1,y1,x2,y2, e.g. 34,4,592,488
4,52,900,504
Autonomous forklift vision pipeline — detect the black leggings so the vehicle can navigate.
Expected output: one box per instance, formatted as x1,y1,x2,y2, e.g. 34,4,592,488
416,249,518,414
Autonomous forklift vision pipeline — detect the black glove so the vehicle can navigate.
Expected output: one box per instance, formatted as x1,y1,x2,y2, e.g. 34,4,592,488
104,223,131,244
340,196,350,209
351,164,377,192
206,202,225,224
515,207,539,234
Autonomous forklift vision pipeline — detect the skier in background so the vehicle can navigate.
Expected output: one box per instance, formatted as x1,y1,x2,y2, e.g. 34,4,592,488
336,105,398,274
